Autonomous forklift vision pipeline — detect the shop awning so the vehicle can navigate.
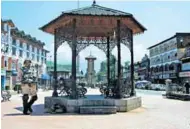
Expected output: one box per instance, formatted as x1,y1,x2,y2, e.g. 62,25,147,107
41,74,50,80
12,70,18,76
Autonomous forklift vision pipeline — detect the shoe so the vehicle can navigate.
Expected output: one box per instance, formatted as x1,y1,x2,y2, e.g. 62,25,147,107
23,111,30,115
28,106,33,113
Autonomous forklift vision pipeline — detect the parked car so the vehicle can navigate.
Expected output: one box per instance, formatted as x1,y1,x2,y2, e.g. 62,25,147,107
135,80,151,89
151,84,166,91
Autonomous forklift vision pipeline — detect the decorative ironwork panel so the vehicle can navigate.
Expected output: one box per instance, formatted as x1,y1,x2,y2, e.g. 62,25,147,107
112,24,132,52
120,24,133,51
76,43,90,55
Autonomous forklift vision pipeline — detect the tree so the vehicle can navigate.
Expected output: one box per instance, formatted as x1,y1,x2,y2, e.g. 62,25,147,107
125,61,130,68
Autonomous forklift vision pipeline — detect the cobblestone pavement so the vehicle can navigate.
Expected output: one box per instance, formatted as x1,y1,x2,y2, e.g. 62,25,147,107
1,89,190,129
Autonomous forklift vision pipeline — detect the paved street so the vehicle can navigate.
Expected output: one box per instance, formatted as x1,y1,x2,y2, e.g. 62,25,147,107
1,89,190,129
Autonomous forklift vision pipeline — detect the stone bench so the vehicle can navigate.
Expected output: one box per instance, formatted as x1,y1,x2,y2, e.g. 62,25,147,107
165,93,190,101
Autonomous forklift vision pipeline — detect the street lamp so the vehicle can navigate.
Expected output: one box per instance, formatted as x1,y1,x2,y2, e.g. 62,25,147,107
49,55,53,89
180,37,184,47
35,64,39,91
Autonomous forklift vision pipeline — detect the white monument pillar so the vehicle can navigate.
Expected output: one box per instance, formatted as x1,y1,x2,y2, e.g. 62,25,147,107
85,53,96,87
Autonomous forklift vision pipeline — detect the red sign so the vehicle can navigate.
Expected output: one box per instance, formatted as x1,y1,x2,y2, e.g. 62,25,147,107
179,72,190,77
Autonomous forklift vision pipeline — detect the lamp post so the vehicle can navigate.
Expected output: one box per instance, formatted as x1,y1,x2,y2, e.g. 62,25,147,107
179,38,184,84
49,55,52,89
162,55,164,81
35,64,39,91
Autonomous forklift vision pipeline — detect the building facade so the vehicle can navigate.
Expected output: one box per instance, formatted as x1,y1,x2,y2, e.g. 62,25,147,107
148,33,190,84
137,54,150,81
178,34,190,83
1,19,49,90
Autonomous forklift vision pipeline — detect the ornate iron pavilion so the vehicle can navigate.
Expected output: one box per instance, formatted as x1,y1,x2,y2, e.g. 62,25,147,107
40,1,146,99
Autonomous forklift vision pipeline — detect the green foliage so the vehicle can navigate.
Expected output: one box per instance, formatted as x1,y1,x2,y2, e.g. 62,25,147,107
97,54,116,81
125,61,130,67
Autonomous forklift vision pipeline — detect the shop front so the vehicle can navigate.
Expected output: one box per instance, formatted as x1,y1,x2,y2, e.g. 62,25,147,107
179,62,190,84
1,68,6,90
179,71,190,83
5,70,12,90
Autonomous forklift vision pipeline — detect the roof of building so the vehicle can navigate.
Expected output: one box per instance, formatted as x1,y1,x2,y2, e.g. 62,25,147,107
11,27,46,46
2,19,15,27
147,33,190,49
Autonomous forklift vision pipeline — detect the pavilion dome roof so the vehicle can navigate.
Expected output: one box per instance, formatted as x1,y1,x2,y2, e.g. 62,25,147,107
63,3,132,17
40,2,147,35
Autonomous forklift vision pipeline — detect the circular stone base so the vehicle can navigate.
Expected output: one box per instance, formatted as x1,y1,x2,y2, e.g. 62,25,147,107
44,96,142,114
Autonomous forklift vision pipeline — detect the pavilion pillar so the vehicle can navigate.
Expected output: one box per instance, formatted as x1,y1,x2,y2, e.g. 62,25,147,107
71,18,77,99
107,36,110,88
52,29,58,97
130,29,135,96
116,20,122,98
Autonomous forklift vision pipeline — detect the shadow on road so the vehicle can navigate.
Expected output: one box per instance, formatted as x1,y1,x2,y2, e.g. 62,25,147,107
4,104,112,116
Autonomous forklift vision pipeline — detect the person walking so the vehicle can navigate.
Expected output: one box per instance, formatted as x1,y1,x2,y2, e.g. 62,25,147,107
184,81,190,94
21,60,38,115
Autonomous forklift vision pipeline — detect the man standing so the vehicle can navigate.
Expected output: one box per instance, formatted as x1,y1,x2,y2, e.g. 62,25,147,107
21,60,38,115
184,81,190,94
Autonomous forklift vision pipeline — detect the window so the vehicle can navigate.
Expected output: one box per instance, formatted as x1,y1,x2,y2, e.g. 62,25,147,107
164,44,167,51
37,49,39,54
41,57,44,64
12,47,16,55
12,39,16,46
27,52,30,58
149,49,153,57
32,46,34,52
19,50,23,57
4,23,8,31
19,42,23,48
175,53,177,57
32,54,35,60
4,61,7,67
27,44,30,50
45,58,47,64
37,56,39,62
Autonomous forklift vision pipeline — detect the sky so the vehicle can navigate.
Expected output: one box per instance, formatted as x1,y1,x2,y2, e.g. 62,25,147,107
2,1,190,73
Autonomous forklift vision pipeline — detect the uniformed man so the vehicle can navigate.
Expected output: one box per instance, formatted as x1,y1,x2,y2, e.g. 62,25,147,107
21,60,38,115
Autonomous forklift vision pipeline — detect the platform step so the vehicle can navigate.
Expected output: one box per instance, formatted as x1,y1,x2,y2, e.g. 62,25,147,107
80,106,117,114
81,99,115,106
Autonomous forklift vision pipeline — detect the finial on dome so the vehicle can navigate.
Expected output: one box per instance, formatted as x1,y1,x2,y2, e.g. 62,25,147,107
92,0,96,5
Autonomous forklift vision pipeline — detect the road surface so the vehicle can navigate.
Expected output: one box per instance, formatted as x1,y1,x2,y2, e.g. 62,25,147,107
1,89,190,129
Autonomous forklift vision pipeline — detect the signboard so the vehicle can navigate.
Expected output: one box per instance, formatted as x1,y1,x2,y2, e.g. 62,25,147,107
134,72,138,79
179,72,190,77
182,63,190,71
177,48,185,59
1,69,6,76
12,70,18,76
6,71,12,77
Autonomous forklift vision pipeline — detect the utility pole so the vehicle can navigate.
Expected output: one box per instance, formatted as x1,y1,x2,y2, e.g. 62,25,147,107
77,0,79,8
